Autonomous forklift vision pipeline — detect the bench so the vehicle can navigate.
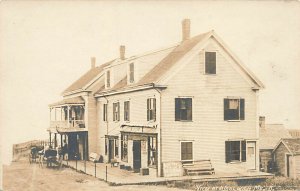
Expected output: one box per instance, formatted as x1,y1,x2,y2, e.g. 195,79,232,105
182,159,215,176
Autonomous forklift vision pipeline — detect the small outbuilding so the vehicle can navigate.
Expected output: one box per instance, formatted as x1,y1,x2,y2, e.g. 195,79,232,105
259,116,291,173
273,138,300,179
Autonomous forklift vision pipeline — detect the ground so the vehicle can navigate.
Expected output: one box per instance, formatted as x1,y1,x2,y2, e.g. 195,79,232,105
2,158,190,191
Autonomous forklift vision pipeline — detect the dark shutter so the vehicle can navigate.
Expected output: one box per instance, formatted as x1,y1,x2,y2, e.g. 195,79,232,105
225,141,230,163
240,99,245,120
241,141,246,162
117,103,120,121
187,98,192,121
175,98,180,121
153,98,156,121
147,99,150,121
224,99,229,120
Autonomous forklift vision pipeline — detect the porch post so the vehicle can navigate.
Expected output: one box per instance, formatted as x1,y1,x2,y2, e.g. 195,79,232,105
67,106,70,128
60,134,63,148
54,133,57,148
49,132,52,147
49,108,52,121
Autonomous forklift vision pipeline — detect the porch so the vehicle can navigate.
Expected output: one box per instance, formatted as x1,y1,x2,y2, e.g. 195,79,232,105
63,159,273,185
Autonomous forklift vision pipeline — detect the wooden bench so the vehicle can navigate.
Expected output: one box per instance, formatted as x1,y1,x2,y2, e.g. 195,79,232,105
182,159,215,176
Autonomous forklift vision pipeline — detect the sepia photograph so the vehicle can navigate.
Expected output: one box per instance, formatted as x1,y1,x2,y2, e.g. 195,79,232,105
0,1,300,190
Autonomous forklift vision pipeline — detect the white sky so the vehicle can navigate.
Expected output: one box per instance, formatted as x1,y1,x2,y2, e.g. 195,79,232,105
0,1,300,164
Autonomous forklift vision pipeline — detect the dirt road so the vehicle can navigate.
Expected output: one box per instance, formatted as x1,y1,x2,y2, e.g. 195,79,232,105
3,159,191,191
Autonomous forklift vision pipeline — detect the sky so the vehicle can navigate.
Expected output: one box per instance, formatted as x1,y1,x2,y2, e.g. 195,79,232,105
0,1,300,165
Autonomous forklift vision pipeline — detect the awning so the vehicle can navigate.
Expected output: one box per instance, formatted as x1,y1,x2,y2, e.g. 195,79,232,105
120,124,157,135
47,127,87,134
49,97,85,107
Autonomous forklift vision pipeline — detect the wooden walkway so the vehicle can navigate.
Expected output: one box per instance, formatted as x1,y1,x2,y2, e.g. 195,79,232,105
62,160,274,185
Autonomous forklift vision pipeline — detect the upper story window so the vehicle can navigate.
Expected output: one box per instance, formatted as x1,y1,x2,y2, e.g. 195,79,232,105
129,63,134,83
147,98,156,121
224,98,245,121
225,140,246,163
205,52,216,74
124,101,130,121
103,104,107,122
106,70,111,88
175,98,192,121
113,102,120,121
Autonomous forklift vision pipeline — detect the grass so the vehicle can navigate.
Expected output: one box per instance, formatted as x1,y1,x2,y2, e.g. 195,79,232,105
166,177,300,190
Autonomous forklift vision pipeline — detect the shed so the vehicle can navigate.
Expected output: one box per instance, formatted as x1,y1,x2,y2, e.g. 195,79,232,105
273,138,300,179
259,122,291,172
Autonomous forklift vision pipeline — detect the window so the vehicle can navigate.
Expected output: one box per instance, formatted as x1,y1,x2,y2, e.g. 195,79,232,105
103,104,107,121
121,134,128,162
124,101,130,121
115,139,119,157
205,52,216,74
106,70,111,88
225,140,246,163
175,98,192,121
113,102,120,121
129,63,134,83
181,142,193,162
224,98,245,120
147,98,156,121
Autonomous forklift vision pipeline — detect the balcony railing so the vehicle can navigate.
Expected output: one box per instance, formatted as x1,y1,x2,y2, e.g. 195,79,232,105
50,120,85,129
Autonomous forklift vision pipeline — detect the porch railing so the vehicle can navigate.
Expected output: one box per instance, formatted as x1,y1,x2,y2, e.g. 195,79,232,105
50,120,85,129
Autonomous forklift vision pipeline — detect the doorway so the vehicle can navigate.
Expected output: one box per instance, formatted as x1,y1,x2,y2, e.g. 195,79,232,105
133,140,141,172
287,155,294,178
108,139,115,162
247,141,256,170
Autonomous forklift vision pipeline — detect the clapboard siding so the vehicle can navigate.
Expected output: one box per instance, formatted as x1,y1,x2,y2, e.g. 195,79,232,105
97,89,160,162
160,38,258,172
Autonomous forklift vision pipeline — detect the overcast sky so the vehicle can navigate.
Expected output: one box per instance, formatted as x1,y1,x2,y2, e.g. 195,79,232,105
1,1,300,164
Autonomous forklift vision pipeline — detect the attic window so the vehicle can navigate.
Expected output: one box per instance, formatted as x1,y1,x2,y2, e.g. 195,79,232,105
205,52,216,74
129,63,134,83
106,70,111,88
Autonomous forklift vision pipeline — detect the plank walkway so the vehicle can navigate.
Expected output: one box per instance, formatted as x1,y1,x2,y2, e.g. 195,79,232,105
62,160,274,185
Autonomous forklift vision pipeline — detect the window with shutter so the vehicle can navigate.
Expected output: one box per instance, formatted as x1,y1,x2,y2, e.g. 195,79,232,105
106,70,111,88
224,98,245,120
124,101,130,121
129,63,134,83
103,104,107,121
147,98,156,121
175,98,192,121
113,102,120,121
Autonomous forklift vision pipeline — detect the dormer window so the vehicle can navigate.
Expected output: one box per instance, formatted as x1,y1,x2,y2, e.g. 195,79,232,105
129,63,134,83
205,52,216,74
106,70,111,88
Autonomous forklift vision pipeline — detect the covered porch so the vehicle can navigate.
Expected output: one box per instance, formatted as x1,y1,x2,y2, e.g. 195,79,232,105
48,97,88,160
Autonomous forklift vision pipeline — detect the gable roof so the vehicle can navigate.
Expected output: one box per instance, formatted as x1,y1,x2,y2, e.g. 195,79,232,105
274,138,300,155
95,30,264,96
62,60,114,95
259,124,292,150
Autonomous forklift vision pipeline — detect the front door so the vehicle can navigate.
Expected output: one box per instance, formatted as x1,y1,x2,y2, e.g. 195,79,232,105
247,141,256,170
287,155,294,178
133,140,141,172
108,139,114,162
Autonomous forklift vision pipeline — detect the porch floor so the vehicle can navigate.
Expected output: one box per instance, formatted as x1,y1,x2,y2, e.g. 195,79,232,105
62,160,273,185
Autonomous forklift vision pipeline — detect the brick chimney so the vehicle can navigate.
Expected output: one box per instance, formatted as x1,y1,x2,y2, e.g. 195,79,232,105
182,19,191,41
91,57,96,69
120,45,125,60
259,116,265,128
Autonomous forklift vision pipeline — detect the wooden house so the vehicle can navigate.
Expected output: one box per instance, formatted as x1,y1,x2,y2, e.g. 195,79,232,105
259,116,291,173
94,19,264,177
48,19,265,177
273,138,300,179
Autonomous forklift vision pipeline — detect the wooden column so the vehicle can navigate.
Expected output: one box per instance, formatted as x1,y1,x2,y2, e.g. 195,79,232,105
67,106,70,128
49,132,52,147
60,134,63,148
54,133,57,148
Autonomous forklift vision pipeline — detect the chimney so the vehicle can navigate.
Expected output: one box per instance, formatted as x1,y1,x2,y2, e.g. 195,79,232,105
90,57,96,69
259,116,265,128
120,45,125,60
182,19,191,41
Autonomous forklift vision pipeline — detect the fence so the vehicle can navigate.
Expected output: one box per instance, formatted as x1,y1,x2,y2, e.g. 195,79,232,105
12,140,52,161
